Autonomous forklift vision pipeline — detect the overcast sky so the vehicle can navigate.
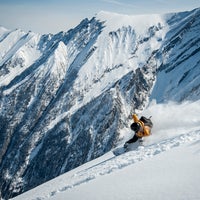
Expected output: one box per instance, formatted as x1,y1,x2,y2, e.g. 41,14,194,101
0,0,199,34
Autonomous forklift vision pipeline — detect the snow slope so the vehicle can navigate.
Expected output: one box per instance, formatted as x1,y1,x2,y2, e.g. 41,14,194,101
11,100,200,200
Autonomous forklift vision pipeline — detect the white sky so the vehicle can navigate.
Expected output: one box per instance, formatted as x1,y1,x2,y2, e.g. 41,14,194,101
0,0,199,34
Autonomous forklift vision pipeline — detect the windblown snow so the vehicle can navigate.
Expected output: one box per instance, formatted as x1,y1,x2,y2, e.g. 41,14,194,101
11,100,200,200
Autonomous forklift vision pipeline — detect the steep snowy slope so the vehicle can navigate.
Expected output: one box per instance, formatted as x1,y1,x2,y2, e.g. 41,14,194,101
0,8,200,199
11,101,200,200
12,134,200,200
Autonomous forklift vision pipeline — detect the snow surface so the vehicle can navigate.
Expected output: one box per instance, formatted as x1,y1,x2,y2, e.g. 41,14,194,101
11,100,200,200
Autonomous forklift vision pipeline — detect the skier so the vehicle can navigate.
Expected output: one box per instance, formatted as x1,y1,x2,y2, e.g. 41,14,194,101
124,114,153,148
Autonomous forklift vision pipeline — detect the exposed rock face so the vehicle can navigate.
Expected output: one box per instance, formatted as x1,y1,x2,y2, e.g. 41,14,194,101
0,8,200,199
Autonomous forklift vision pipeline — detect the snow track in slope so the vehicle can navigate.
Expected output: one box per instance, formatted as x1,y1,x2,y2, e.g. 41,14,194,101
24,129,200,200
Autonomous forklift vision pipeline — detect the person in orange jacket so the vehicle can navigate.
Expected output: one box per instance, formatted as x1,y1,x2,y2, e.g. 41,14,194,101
124,114,153,148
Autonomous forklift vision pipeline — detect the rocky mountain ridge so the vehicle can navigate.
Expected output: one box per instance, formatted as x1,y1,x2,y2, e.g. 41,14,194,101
0,8,200,199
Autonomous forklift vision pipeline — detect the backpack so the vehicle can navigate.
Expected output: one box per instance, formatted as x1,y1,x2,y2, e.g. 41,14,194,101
140,116,153,128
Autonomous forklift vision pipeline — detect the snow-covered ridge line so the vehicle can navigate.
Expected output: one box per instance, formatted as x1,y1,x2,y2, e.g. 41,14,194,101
1,7,200,199
18,129,200,200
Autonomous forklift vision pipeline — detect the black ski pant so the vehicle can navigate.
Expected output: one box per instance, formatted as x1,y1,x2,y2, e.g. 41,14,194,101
126,134,139,144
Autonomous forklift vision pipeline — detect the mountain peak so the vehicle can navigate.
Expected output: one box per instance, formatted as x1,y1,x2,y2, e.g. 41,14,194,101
0,25,10,35
95,10,166,35
0,8,200,199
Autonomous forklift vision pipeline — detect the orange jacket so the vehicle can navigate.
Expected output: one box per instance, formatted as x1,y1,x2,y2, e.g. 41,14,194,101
132,114,151,138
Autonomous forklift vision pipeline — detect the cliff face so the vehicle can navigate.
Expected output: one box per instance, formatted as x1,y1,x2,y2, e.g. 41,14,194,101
0,8,200,199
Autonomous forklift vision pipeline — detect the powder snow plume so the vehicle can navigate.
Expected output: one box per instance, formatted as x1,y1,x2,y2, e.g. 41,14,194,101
141,100,200,144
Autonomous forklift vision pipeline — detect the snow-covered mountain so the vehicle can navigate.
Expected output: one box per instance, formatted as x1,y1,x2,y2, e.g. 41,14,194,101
0,7,200,199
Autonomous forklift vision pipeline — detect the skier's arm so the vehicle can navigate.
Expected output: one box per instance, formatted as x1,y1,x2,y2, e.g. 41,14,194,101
132,114,139,122
143,126,151,136
136,125,150,137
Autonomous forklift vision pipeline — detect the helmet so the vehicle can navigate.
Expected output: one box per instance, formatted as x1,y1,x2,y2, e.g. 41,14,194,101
130,123,140,132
